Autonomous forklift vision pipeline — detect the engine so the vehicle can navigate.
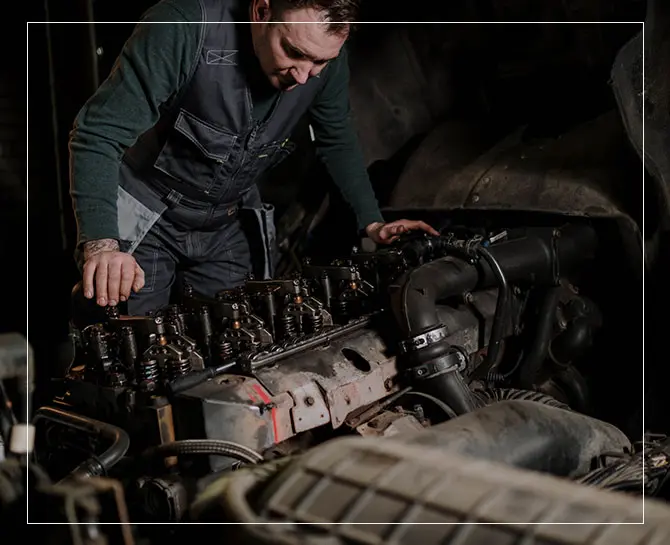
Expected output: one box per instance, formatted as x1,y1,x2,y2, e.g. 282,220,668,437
28,222,669,524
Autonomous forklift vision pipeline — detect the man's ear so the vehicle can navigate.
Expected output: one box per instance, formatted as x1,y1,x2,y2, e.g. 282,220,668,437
252,0,272,22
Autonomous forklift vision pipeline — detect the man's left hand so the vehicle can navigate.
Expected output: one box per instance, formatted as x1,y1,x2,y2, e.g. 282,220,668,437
365,219,440,244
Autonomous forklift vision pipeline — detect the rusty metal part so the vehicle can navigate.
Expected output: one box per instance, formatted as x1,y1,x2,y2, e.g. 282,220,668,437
255,326,399,430
253,298,497,433
344,386,412,429
355,411,425,437
152,401,177,468
286,383,329,433
171,377,287,472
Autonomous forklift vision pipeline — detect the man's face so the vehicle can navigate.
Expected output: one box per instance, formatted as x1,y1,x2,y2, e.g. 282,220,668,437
251,2,347,91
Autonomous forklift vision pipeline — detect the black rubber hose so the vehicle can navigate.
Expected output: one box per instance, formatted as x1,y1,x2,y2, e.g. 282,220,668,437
551,365,591,414
518,287,563,388
142,440,264,465
474,245,509,377
389,225,596,418
32,406,130,480
393,399,632,478
390,225,597,339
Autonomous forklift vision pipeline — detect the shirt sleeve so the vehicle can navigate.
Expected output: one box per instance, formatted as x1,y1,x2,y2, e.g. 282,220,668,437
68,0,201,246
307,45,384,231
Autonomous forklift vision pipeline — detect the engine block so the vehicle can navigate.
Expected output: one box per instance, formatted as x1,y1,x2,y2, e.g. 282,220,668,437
51,232,500,470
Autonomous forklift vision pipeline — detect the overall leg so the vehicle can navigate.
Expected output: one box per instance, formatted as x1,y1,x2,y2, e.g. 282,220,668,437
125,222,179,316
181,220,252,298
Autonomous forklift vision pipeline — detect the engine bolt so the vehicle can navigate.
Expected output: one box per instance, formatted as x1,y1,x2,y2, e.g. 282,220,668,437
384,379,393,391
304,396,315,406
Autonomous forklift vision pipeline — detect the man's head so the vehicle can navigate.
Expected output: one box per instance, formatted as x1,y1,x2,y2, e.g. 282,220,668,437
249,0,359,91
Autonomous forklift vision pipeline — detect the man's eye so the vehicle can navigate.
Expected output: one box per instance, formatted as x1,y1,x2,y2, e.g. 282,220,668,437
288,48,305,60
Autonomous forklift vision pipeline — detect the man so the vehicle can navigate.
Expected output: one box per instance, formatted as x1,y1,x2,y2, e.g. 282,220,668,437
70,0,438,316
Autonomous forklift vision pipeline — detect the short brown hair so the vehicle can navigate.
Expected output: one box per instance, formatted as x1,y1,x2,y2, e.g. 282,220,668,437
270,0,360,34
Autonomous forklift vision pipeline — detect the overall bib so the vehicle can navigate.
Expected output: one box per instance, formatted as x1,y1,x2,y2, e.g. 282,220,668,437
116,0,326,315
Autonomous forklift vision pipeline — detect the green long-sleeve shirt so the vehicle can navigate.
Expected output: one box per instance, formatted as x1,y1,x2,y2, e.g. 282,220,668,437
69,0,383,247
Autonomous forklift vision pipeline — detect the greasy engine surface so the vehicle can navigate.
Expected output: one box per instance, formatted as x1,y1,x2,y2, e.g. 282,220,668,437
26,220,670,527
34,221,668,510
47,231,501,472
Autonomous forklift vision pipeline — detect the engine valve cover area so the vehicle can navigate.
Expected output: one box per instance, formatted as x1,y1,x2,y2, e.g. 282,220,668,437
172,300,495,473
173,325,400,473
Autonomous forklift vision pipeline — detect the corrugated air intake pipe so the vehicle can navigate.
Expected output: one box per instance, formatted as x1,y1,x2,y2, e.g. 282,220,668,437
388,224,598,416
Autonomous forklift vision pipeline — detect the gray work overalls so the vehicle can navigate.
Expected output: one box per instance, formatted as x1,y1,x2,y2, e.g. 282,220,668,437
116,0,326,315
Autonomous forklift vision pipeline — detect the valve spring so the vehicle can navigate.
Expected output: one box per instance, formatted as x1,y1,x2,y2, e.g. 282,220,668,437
335,299,353,317
307,312,323,333
219,340,234,360
166,357,191,380
281,313,298,338
138,358,160,382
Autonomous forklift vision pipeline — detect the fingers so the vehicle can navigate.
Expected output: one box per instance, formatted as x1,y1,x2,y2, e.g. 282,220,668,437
415,220,440,236
83,251,141,306
119,262,135,302
82,260,97,299
386,220,440,237
107,256,124,306
95,260,109,306
379,224,406,241
133,264,145,293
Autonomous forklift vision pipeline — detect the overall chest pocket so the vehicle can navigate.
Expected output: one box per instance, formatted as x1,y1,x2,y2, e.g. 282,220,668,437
218,138,297,203
154,109,238,194
249,138,297,178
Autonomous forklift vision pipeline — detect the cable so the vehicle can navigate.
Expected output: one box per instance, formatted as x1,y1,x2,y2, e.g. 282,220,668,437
575,435,670,495
142,440,264,465
399,390,459,420
485,349,524,384
473,245,509,379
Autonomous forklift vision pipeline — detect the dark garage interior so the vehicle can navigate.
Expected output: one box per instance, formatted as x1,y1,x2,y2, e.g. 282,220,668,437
2,0,669,540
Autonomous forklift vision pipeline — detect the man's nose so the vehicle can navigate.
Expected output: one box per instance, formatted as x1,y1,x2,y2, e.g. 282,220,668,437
292,63,312,85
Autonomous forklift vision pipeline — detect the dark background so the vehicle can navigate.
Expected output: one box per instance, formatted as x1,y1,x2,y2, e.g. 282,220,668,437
12,1,662,429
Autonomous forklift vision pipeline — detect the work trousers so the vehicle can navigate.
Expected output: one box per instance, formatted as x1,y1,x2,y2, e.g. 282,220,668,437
122,185,274,316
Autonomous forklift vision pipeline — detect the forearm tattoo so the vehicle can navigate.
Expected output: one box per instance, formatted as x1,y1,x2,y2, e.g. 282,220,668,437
83,238,120,259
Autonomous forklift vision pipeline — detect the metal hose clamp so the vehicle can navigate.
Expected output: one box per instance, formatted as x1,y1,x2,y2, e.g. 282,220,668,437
398,325,450,354
409,349,467,381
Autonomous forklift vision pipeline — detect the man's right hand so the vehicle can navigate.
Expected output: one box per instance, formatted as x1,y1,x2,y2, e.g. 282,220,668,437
82,239,145,307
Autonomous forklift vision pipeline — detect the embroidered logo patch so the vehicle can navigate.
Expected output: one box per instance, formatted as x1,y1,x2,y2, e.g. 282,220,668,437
206,50,238,65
